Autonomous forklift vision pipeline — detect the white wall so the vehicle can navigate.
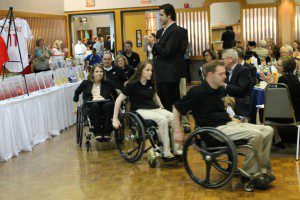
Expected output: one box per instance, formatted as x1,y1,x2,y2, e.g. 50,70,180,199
64,0,277,12
71,14,113,42
210,2,240,27
0,0,65,14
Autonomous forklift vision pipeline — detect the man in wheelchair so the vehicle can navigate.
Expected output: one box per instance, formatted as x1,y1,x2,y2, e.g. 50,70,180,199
73,64,118,142
112,62,180,161
173,60,276,186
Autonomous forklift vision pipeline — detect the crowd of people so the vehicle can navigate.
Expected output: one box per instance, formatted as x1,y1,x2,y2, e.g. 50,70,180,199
69,3,300,188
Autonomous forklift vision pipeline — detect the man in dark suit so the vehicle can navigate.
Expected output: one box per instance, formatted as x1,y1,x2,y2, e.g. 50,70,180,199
221,26,235,49
221,49,252,117
145,4,184,112
236,47,257,87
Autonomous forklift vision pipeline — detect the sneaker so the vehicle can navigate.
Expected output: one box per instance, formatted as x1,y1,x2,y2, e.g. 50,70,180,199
263,171,276,181
95,135,103,142
102,135,111,142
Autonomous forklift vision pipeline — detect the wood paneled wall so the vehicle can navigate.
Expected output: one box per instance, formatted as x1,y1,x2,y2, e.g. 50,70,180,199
0,11,66,56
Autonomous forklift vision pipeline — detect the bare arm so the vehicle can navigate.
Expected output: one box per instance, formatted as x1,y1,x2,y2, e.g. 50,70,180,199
112,93,127,129
153,93,164,108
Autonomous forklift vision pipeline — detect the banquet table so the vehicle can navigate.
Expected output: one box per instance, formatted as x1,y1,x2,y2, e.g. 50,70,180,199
250,87,266,124
0,82,81,162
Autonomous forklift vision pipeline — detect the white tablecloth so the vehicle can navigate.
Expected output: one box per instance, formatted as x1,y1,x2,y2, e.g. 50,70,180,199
0,82,81,162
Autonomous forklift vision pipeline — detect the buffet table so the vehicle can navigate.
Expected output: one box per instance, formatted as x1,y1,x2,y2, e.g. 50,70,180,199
0,82,80,161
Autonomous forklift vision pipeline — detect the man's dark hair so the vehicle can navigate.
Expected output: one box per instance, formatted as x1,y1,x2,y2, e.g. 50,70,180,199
124,40,133,47
159,4,176,21
202,60,225,78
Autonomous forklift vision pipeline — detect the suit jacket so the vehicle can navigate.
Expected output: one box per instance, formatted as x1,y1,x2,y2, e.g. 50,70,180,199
73,80,118,102
243,62,257,87
152,23,185,83
278,74,300,120
225,64,252,117
221,30,235,49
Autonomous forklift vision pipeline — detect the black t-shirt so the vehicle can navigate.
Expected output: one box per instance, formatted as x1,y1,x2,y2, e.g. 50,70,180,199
174,81,231,127
123,51,141,68
105,66,126,91
123,81,159,111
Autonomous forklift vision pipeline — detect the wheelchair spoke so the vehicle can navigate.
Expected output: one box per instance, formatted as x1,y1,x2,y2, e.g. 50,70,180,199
127,146,139,155
205,162,212,184
214,159,232,165
192,142,209,155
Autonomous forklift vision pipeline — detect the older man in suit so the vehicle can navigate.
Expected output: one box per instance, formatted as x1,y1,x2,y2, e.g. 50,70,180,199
145,4,184,112
222,49,252,118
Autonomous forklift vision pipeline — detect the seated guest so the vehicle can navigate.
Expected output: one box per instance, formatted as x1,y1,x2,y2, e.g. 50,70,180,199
280,44,293,57
278,58,300,120
258,57,280,83
73,64,118,142
173,60,275,185
84,48,101,67
200,49,216,82
222,49,252,117
236,47,257,87
102,52,126,91
253,40,269,61
114,54,135,81
112,62,180,161
266,38,275,48
122,40,141,68
246,41,260,68
267,44,280,65
292,40,300,57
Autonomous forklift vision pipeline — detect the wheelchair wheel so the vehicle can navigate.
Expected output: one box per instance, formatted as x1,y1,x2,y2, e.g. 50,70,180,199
115,112,146,162
183,127,237,188
76,107,84,147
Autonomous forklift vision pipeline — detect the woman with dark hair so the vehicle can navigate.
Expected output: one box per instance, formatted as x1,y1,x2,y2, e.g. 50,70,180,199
199,49,216,81
292,40,300,56
73,64,118,142
112,62,179,161
267,44,280,64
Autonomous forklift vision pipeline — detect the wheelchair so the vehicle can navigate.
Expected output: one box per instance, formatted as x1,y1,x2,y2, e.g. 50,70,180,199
114,111,179,168
182,127,267,192
76,100,114,151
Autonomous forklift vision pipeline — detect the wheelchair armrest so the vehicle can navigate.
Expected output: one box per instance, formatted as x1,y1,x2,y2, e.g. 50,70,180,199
85,99,112,104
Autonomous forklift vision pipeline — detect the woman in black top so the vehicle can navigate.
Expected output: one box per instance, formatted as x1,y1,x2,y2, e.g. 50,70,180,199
73,64,118,141
199,49,216,81
114,54,135,81
112,62,179,161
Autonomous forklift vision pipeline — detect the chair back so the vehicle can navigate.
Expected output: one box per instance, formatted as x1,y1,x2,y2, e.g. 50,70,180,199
263,83,297,124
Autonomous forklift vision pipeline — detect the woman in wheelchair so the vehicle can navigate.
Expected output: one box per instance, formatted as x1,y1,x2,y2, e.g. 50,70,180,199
73,64,118,142
112,62,180,161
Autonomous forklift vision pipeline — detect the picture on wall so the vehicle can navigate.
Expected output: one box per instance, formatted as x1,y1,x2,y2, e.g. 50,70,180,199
86,0,95,7
136,30,142,47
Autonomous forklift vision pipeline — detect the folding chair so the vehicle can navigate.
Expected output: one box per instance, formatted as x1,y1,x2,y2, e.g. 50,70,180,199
263,83,300,160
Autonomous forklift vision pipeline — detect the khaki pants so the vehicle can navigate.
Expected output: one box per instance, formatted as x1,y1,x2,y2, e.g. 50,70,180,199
136,108,174,156
179,78,190,128
217,121,274,174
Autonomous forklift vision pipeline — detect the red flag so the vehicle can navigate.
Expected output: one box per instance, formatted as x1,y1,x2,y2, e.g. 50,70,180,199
0,36,9,72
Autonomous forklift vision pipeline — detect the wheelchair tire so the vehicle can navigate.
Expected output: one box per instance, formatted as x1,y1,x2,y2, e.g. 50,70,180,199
77,108,84,148
183,127,237,188
115,112,146,163
76,106,81,145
